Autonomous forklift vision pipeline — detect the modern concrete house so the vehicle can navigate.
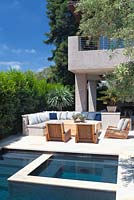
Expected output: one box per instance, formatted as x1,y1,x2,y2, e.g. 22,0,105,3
68,36,129,112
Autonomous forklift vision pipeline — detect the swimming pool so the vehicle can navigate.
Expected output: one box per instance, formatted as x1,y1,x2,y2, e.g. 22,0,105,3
0,150,41,200
30,153,118,184
8,153,118,200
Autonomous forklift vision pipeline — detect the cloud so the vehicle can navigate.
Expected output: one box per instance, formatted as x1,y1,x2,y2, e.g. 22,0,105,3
11,49,22,54
36,67,44,72
2,44,9,50
36,66,49,72
0,44,37,55
11,48,37,55
0,61,22,70
25,49,36,54
10,64,21,70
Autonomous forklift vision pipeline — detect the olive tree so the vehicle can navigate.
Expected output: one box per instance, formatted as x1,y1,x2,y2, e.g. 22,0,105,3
76,0,134,57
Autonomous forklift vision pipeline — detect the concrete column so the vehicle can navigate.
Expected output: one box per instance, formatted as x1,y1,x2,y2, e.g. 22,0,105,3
75,74,87,112
88,80,97,111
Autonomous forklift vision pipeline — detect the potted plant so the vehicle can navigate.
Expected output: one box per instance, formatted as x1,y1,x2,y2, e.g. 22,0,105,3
72,113,86,122
98,87,119,112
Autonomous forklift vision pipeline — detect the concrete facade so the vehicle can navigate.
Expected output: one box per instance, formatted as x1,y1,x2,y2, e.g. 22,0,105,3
88,80,97,112
68,36,128,111
75,73,87,111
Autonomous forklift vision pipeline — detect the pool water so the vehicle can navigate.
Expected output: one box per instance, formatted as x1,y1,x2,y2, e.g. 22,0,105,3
0,151,41,200
30,154,118,184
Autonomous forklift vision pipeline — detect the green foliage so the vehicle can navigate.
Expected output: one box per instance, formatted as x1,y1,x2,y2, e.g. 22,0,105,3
111,62,134,102
36,66,58,83
46,84,74,111
72,113,86,122
99,62,134,105
0,72,17,135
44,0,79,85
0,70,75,137
76,0,134,57
0,70,44,135
98,87,119,106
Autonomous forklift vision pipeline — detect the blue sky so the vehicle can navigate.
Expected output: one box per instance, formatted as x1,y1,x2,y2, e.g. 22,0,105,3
0,0,53,72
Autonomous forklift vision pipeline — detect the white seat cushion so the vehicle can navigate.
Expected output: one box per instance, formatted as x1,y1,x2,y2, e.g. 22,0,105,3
66,111,75,119
56,111,62,120
37,112,49,123
28,114,39,125
117,118,125,130
27,122,46,129
60,111,67,120
121,119,130,130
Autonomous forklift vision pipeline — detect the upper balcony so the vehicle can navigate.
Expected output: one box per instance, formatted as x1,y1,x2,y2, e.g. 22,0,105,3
68,36,129,75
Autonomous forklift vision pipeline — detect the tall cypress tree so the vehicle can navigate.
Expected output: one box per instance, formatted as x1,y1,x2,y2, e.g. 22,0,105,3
44,0,79,85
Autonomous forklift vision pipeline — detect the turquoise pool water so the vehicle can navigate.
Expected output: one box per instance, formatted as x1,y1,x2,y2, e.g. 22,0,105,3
8,153,117,200
0,151,40,200
30,153,118,184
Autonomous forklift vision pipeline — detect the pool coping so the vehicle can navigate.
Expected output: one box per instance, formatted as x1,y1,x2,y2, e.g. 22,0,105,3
8,153,117,192
2,134,134,200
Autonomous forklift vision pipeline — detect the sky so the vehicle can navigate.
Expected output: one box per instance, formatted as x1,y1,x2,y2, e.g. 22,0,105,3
0,0,53,72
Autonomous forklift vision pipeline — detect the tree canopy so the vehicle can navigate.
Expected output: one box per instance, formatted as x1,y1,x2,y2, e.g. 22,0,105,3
44,0,79,85
76,0,134,57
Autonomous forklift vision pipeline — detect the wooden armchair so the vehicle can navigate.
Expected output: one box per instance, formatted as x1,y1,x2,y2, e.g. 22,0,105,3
46,122,71,142
104,118,130,139
75,124,98,143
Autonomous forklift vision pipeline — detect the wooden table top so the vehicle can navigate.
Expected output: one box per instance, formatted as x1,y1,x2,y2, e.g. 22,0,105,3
46,119,101,125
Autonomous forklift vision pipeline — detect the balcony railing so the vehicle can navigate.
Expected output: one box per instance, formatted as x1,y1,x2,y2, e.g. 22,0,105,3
79,36,124,51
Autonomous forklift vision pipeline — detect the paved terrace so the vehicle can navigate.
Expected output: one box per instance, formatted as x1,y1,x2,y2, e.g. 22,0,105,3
0,131,134,200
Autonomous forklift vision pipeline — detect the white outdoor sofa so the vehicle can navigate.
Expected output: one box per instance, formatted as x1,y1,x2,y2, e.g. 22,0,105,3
22,111,101,136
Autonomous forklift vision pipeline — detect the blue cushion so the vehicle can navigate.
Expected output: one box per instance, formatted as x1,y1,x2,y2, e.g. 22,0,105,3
87,112,96,120
94,113,101,121
49,113,57,120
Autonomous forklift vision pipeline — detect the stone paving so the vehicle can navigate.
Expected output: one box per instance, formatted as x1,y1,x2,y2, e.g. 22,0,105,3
0,131,134,200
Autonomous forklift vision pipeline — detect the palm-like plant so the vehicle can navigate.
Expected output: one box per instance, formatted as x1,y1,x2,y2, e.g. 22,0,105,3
99,87,119,106
46,85,74,111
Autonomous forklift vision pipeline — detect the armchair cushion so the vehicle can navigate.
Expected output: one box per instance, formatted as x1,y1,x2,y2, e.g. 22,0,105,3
105,118,130,139
121,118,130,130
117,118,125,130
